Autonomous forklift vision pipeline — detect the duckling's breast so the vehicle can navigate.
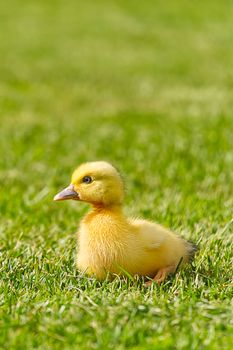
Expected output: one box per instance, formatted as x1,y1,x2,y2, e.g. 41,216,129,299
76,212,130,279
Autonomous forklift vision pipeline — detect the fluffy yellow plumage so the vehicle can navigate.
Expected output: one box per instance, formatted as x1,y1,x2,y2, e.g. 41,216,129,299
54,161,197,283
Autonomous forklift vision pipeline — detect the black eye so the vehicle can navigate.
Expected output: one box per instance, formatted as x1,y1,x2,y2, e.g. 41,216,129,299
82,176,92,184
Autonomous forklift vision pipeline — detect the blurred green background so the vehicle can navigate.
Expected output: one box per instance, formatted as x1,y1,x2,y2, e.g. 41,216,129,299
0,1,233,349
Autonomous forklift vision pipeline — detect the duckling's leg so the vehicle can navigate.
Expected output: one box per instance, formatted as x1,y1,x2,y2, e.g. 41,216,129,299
145,265,176,285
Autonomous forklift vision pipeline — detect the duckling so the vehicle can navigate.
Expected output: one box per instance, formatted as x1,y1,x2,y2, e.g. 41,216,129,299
54,161,197,284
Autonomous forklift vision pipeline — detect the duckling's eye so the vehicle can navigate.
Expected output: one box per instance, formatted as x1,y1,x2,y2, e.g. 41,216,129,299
82,176,92,184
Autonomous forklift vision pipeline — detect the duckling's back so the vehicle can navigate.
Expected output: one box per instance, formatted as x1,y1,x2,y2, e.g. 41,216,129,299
125,219,191,277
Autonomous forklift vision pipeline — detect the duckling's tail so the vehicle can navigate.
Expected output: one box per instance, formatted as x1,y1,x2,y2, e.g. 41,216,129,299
186,240,199,262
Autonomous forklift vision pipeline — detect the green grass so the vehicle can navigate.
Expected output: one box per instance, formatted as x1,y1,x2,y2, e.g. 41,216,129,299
0,0,233,349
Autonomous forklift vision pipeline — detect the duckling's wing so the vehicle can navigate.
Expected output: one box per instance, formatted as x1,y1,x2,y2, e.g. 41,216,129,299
130,218,169,250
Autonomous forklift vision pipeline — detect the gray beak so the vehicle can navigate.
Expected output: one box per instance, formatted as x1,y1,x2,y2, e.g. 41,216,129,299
53,184,79,201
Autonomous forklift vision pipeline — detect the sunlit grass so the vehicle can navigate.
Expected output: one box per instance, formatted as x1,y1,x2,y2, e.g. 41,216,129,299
0,1,233,349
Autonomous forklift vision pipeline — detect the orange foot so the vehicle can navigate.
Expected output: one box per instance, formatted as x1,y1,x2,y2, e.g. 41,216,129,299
145,265,176,286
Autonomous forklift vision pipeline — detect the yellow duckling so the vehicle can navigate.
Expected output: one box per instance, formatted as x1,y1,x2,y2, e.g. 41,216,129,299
54,161,197,283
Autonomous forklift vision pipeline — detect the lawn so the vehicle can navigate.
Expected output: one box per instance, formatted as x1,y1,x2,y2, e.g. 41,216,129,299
0,0,233,349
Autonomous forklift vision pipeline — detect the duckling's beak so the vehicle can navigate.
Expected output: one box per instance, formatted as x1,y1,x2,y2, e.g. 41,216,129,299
53,184,79,201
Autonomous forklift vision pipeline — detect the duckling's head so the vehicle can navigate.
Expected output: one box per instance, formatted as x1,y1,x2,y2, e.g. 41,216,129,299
54,161,124,207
